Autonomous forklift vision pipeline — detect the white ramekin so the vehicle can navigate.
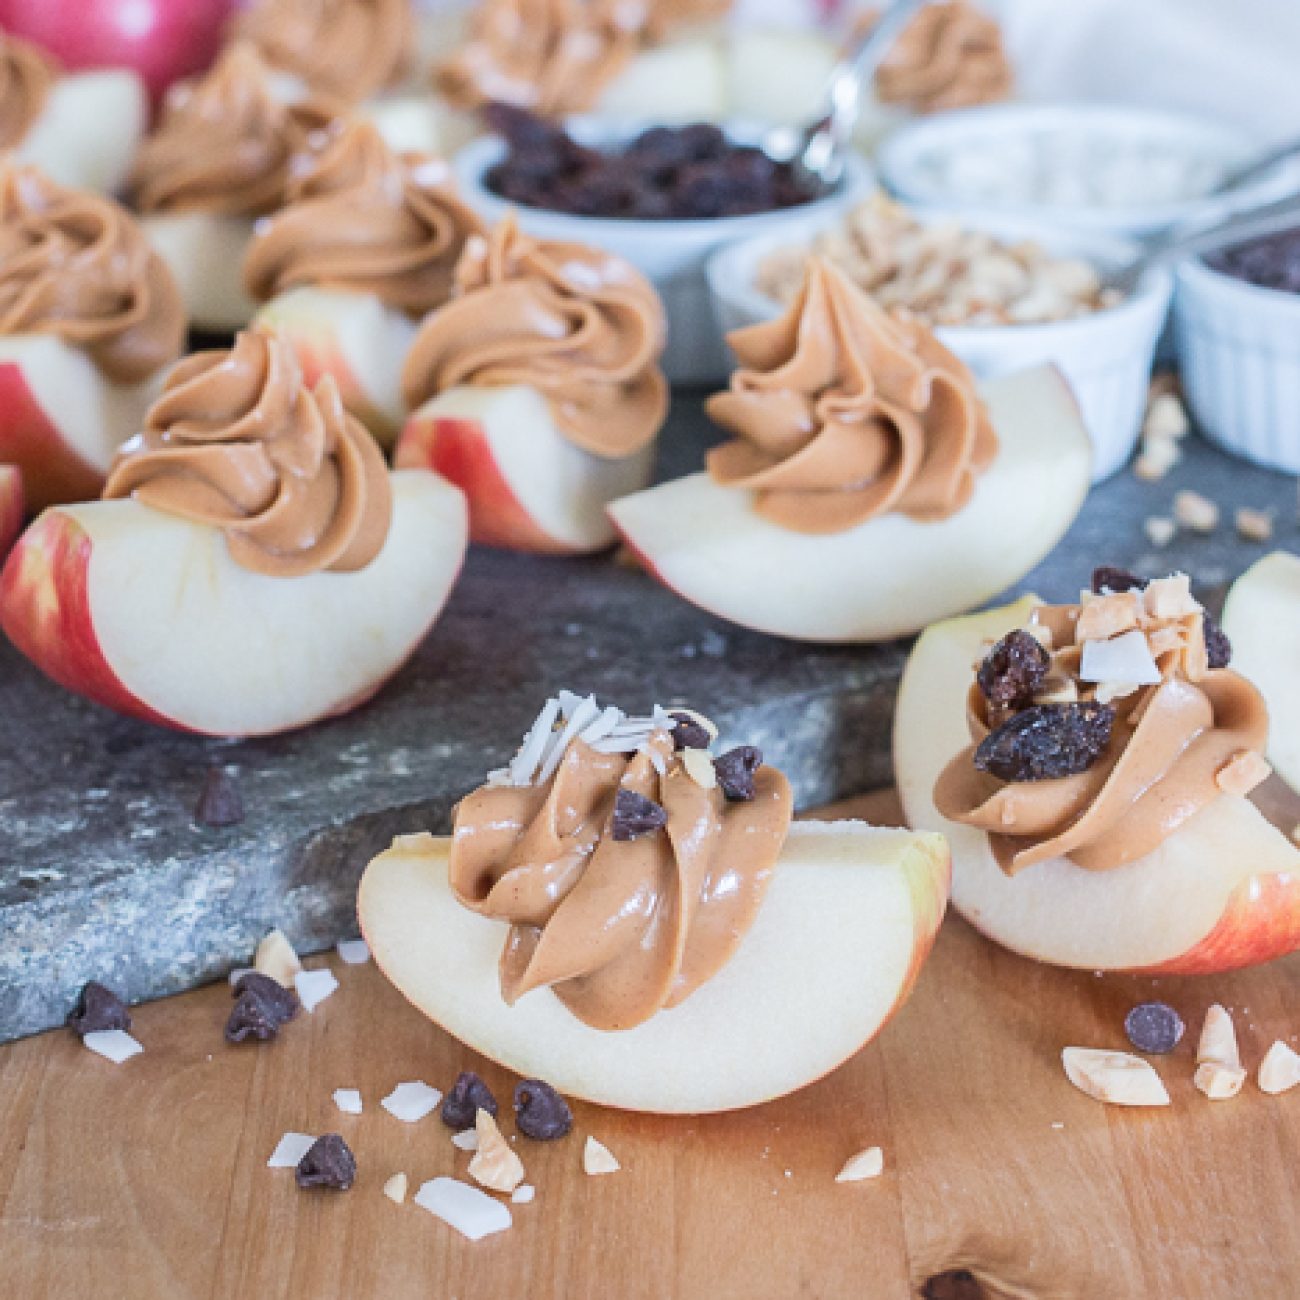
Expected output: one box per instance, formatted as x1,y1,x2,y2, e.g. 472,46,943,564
878,103,1300,240
1174,254,1300,474
707,205,1173,482
452,120,872,384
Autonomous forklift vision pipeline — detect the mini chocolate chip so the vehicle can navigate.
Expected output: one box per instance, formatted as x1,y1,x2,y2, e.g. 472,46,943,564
1090,565,1147,595
66,981,131,1037
514,1078,573,1140
977,629,1050,710
226,972,298,1043
441,1070,498,1130
1124,1001,1185,1055
713,745,763,801
668,711,712,752
295,1134,356,1190
612,788,667,841
194,765,244,827
1203,614,1232,668
974,701,1116,782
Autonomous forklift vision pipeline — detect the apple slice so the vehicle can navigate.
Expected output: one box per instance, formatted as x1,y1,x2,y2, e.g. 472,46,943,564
894,596,1300,974
726,28,838,126
358,95,480,160
254,287,416,448
143,213,259,332
609,366,1091,643
594,39,728,122
0,335,156,512
1223,550,1300,795
0,469,468,736
0,465,22,562
359,820,949,1113
17,69,146,195
395,384,655,555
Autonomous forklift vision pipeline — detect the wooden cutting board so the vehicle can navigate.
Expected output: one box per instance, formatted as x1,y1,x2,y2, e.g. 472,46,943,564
2,790,1298,1300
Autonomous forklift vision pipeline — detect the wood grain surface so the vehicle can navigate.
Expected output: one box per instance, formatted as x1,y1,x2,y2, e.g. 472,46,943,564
3,790,1299,1300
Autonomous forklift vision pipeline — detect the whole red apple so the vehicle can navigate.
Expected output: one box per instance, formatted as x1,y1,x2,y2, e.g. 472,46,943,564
0,0,237,107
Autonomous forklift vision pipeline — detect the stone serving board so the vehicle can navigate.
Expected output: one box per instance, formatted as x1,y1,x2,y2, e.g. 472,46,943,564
1,394,1295,1042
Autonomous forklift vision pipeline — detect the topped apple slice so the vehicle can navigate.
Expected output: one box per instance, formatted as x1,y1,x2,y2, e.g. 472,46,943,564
609,260,1091,643
360,691,949,1113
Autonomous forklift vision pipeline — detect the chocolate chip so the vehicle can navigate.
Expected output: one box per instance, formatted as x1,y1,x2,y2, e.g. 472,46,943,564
974,701,1115,782
441,1070,498,1130
225,972,298,1043
1124,1001,1185,1055
668,711,711,751
231,971,299,1021
1090,565,1147,595
66,981,131,1037
612,788,667,841
1203,614,1232,668
713,746,763,801
514,1078,572,1140
295,1134,356,1190
976,629,1050,710
194,766,244,827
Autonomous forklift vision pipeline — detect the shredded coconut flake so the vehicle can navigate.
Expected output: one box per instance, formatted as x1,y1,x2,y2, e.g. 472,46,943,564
512,1183,536,1204
835,1146,884,1183
1079,630,1161,687
82,1029,142,1064
414,1177,512,1241
268,1132,316,1168
382,1080,443,1123
383,1172,409,1204
451,1129,479,1151
294,968,339,1012
335,938,370,965
583,1136,621,1175
333,1088,363,1115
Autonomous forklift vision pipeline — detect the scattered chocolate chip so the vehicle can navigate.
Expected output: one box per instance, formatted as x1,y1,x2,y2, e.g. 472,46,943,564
295,1134,356,1190
225,972,298,1043
1125,1001,1185,1055
976,629,1050,710
974,701,1116,782
1203,614,1232,668
612,788,668,841
713,745,763,801
442,1070,499,1130
231,971,299,1022
66,981,131,1037
668,711,711,752
193,765,245,827
1090,565,1147,595
514,1078,573,1140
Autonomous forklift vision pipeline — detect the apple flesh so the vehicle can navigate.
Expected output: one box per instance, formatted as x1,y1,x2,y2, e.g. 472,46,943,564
0,465,22,562
609,366,1091,643
0,334,156,512
1223,550,1300,795
358,95,480,160
726,28,838,126
894,595,1300,974
359,820,949,1113
0,469,468,737
395,384,656,555
143,213,259,333
253,287,416,448
595,40,728,122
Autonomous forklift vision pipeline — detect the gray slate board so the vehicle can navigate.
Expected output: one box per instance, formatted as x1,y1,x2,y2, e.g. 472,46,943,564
1,393,1295,1041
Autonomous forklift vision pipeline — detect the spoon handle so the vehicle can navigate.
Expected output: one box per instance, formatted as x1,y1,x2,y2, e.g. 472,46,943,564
825,0,931,143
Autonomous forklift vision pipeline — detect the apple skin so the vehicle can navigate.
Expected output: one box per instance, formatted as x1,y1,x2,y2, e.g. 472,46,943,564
0,466,23,563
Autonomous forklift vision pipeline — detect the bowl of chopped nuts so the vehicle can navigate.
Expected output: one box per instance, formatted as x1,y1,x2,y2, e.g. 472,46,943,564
707,193,1174,481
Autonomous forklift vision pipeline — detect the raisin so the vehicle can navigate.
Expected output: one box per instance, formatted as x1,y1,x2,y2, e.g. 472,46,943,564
295,1134,356,1190
514,1078,572,1140
976,630,1050,710
194,765,244,827
225,972,298,1042
668,711,712,751
1090,565,1229,667
612,788,667,841
66,981,131,1037
974,701,1115,782
713,746,763,801
441,1071,498,1130
1090,565,1147,594
1124,1001,1184,1055
1203,614,1232,668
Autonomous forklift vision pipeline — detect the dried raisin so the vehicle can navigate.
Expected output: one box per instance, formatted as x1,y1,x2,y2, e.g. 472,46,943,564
976,630,1050,709
974,701,1115,782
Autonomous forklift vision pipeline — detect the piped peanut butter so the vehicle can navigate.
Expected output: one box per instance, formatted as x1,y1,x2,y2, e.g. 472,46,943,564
935,573,1271,873
0,161,185,383
706,258,997,533
103,328,391,578
401,216,667,458
0,32,55,149
448,693,793,1031
243,121,481,315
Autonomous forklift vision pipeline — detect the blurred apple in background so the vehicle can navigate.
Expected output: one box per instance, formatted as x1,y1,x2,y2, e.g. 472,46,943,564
0,0,235,107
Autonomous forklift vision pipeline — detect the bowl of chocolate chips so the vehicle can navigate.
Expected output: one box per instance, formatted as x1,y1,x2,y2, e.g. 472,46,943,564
452,106,871,383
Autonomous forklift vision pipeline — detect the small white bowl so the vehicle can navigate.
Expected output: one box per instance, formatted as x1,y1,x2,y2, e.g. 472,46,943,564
707,205,1173,482
452,120,872,384
1174,250,1300,474
878,103,1300,239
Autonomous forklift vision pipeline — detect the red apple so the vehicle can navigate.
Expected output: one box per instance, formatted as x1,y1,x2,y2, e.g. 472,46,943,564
0,465,22,563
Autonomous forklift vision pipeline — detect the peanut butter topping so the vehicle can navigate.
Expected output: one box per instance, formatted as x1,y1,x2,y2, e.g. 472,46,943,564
449,696,793,1031
0,161,185,383
0,32,55,149
129,44,339,218
706,258,998,534
935,575,1272,874
402,217,667,458
103,328,392,578
236,0,415,102
243,121,481,315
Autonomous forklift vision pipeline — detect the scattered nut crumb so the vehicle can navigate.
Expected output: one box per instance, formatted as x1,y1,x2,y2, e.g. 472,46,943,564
383,1172,408,1204
583,1136,620,1176
1144,516,1176,547
1144,391,1190,441
467,1109,525,1194
1195,1060,1246,1100
1061,1047,1171,1106
1215,750,1272,797
254,928,301,988
681,748,717,790
1197,1003,1242,1069
451,1129,479,1151
1258,1041,1300,1095
1173,490,1219,534
1235,507,1275,543
1134,439,1181,481
835,1146,884,1183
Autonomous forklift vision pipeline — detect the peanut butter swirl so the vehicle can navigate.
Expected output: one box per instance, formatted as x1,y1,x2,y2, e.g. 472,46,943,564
935,578,1272,874
0,33,56,149
450,724,793,1031
706,258,998,534
129,43,339,218
402,217,667,458
243,121,481,315
0,161,185,383
873,0,1013,114
236,0,415,102
103,328,392,578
